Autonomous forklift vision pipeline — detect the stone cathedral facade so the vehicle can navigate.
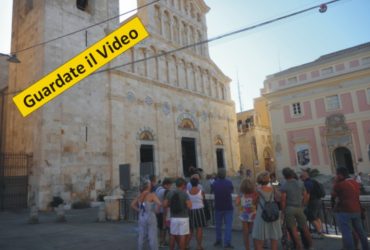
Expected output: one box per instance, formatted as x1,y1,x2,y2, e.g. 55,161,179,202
2,0,240,209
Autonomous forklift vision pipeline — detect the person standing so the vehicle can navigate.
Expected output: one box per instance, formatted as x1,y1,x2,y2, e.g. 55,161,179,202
300,170,324,238
187,177,207,250
236,178,257,250
155,178,173,247
131,181,161,250
252,171,282,250
163,178,192,250
212,168,234,249
150,175,159,192
331,167,369,250
280,167,313,250
186,173,203,191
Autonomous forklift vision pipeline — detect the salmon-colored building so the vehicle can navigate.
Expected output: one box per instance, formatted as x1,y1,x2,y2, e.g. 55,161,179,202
262,42,370,175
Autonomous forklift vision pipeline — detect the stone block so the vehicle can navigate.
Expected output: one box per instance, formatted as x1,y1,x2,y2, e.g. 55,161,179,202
104,195,123,221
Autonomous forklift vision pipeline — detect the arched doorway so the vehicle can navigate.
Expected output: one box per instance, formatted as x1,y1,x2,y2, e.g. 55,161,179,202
177,113,199,177
334,147,354,174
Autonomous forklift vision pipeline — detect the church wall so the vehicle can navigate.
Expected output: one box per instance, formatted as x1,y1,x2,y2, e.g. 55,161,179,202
5,0,240,209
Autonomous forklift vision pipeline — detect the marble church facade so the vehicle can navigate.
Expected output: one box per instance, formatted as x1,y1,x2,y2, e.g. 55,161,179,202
2,0,240,208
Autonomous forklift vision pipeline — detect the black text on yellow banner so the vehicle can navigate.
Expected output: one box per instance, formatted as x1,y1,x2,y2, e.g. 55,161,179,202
13,17,149,117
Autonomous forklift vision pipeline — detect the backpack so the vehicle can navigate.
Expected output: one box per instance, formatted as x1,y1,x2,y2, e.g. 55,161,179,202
170,192,183,214
311,179,325,199
258,190,280,222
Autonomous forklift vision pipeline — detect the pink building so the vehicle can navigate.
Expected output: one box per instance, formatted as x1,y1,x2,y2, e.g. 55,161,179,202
262,42,370,175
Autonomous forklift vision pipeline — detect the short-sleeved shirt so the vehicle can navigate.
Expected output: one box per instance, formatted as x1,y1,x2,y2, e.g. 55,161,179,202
280,179,305,208
155,186,168,213
332,178,361,213
212,178,234,211
303,178,317,201
165,190,190,218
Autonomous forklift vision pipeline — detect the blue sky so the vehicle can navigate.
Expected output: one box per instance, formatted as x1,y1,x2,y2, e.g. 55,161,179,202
1,0,370,111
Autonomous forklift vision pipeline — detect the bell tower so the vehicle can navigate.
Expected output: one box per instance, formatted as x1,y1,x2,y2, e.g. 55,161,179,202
5,0,119,208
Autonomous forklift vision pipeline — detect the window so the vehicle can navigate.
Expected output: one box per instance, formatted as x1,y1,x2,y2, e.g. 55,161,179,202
292,102,302,116
77,0,88,11
321,66,333,75
287,76,297,85
326,95,340,111
362,57,370,66
367,88,370,104
25,0,33,14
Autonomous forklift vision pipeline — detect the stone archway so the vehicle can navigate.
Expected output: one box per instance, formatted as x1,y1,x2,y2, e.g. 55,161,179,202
325,113,356,173
333,147,354,174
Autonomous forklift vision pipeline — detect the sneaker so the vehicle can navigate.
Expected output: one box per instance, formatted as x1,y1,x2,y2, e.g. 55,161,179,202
312,232,325,239
213,241,222,247
224,244,234,249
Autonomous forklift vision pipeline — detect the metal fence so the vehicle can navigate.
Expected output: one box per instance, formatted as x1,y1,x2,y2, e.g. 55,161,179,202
0,153,32,210
320,198,370,235
119,196,217,225
120,195,370,236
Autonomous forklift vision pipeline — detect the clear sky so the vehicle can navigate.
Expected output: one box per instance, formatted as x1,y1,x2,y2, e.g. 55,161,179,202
1,0,370,111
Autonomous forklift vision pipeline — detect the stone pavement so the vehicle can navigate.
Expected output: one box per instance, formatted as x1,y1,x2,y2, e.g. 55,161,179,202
0,208,344,250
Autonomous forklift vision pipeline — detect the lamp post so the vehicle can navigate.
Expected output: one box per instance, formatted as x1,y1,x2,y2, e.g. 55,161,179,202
0,53,21,63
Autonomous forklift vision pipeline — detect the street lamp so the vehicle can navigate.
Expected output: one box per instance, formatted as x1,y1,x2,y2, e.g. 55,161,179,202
0,53,21,63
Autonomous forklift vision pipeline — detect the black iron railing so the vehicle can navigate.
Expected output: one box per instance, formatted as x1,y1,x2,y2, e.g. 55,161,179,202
119,196,370,236
320,198,370,236
0,153,32,210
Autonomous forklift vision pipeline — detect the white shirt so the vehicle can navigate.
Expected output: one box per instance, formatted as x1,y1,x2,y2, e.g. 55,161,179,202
187,189,204,210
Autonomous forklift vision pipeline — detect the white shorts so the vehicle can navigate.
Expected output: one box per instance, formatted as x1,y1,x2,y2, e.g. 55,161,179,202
170,217,190,236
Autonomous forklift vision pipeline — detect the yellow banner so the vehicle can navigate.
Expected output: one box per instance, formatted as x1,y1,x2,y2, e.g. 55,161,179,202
13,17,149,117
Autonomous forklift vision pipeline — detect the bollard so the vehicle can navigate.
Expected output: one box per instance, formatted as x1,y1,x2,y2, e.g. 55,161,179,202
97,203,106,222
56,204,66,222
28,205,39,224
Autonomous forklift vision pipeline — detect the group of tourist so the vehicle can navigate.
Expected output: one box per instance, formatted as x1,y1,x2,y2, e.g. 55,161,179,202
131,173,207,250
130,166,369,250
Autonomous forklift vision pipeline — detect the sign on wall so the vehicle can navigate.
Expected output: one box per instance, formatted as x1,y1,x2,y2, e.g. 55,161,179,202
13,17,149,117
295,144,311,167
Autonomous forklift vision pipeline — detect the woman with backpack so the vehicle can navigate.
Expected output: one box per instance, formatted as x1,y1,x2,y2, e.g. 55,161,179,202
131,180,161,250
252,171,282,250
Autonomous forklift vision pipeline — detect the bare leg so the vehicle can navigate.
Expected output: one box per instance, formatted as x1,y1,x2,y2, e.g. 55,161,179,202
169,235,176,250
186,230,192,248
178,235,187,250
270,239,278,250
301,225,313,248
254,239,264,250
242,222,250,250
312,219,322,233
289,226,303,250
196,228,203,249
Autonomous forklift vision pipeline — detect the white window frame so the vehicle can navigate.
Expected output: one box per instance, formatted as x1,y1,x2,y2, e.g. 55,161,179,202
321,66,333,75
291,102,303,117
325,95,341,111
287,76,298,85
362,56,370,66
